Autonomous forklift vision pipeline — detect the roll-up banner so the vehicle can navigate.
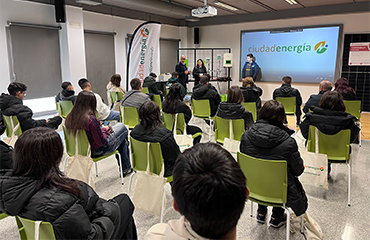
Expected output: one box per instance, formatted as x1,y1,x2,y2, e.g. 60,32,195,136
127,21,162,90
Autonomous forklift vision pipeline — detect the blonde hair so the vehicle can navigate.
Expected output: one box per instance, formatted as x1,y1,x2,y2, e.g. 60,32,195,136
242,77,254,88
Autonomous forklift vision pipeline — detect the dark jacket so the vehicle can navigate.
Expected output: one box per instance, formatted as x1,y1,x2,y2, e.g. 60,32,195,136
273,83,303,122
0,93,47,132
0,170,121,240
216,102,254,130
240,119,307,216
130,124,180,177
242,60,259,80
55,89,77,104
192,84,221,117
300,106,360,143
121,90,150,110
240,86,262,110
0,141,12,169
337,91,357,100
175,62,188,87
303,91,326,113
162,101,192,125
166,77,186,97
143,76,161,95
192,65,207,85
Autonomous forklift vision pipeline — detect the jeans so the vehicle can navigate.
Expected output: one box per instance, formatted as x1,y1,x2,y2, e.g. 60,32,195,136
104,110,121,122
92,123,131,171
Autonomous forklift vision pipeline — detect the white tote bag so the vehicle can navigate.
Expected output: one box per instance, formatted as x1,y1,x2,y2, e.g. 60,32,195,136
223,119,240,160
173,114,193,152
290,212,324,240
296,130,328,189
132,142,167,217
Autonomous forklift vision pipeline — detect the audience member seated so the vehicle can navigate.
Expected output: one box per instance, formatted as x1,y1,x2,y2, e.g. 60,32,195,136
130,101,180,178
334,77,357,100
273,76,302,125
162,83,202,145
143,73,163,100
145,142,249,240
300,91,360,144
55,81,77,104
121,78,150,110
106,74,126,108
192,75,221,117
0,82,62,132
216,86,254,130
166,72,185,97
303,80,332,113
240,100,307,227
0,113,12,169
65,91,132,177
241,76,263,112
0,127,137,239
78,78,120,122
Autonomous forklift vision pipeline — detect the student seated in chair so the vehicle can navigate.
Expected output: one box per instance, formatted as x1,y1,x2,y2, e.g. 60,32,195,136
0,127,137,239
0,113,12,170
121,78,150,110
303,80,332,113
55,81,77,104
145,142,249,240
192,75,221,117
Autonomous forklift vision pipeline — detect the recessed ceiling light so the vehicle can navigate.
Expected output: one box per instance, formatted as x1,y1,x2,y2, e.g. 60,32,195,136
285,0,298,5
76,0,102,6
213,1,238,11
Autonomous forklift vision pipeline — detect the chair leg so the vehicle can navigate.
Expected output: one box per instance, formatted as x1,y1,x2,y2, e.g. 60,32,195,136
160,185,166,223
209,118,212,142
285,207,290,240
250,201,253,217
117,153,124,185
348,159,351,206
95,162,98,177
127,172,136,195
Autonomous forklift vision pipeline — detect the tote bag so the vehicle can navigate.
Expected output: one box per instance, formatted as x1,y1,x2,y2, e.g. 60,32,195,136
290,212,324,240
223,119,240,160
131,142,167,217
173,114,193,152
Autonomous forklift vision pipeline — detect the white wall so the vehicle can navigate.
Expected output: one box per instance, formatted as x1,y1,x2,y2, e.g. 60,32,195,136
190,12,370,102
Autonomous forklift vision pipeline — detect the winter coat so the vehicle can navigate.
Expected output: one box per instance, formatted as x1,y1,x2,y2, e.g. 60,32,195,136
192,66,207,85
55,89,77,104
143,76,161,95
166,77,186,97
300,106,360,143
240,86,262,111
273,83,303,122
303,91,326,113
216,102,254,130
242,60,259,80
162,101,192,125
175,62,188,87
0,170,121,240
336,91,357,100
106,82,126,106
240,119,308,216
121,90,150,110
0,141,12,169
130,124,180,177
192,84,221,117
0,93,47,132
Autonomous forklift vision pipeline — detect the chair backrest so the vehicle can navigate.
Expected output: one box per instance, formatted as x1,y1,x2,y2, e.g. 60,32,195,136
162,113,186,134
241,102,257,121
237,152,287,205
307,125,350,161
214,116,245,144
165,88,170,97
3,115,22,137
120,106,139,129
59,101,74,119
130,137,164,174
152,95,162,110
55,102,60,115
0,213,8,220
343,100,361,120
16,216,56,240
63,125,90,157
142,87,149,94
110,91,123,103
192,99,211,118
276,97,296,115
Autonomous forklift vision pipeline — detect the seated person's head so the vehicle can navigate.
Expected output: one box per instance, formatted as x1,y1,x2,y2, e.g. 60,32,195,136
227,86,244,104
138,101,162,133
319,80,332,92
168,83,184,100
242,77,254,88
199,75,210,85
130,78,142,91
171,72,179,78
78,78,90,90
259,100,286,124
110,74,122,87
282,76,292,84
61,82,74,91
172,143,248,239
8,82,27,100
149,73,157,79
319,91,345,112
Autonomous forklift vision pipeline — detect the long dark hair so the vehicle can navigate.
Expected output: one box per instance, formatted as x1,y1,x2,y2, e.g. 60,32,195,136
138,101,163,134
334,77,355,94
13,127,82,197
65,91,96,135
164,83,183,114
197,59,205,69
319,91,345,112
110,74,122,87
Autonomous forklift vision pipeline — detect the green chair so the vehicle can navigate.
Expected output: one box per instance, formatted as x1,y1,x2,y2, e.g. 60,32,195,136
162,113,202,139
120,106,139,130
343,100,362,146
63,126,124,185
241,102,257,122
142,87,149,94
0,213,8,220
152,94,162,111
3,115,22,138
237,152,303,240
276,97,297,131
55,102,61,115
191,99,214,142
110,91,123,103
59,101,73,119
214,116,245,144
165,88,170,97
16,216,55,240
307,125,351,206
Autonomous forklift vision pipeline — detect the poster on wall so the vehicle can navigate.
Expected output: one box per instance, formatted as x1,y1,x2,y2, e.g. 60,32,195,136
348,42,370,66
127,21,162,90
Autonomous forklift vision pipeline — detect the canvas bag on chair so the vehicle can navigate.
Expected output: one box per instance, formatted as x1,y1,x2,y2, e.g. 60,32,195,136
173,114,193,152
290,212,324,240
65,132,95,189
295,130,328,190
223,119,240,160
3,117,20,147
131,142,167,217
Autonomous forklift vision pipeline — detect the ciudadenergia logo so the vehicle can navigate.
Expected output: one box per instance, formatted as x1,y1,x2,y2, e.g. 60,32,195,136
138,27,150,80
314,41,328,54
248,41,328,54
140,28,149,37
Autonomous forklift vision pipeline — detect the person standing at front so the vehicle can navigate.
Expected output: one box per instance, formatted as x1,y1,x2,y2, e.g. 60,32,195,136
175,55,192,91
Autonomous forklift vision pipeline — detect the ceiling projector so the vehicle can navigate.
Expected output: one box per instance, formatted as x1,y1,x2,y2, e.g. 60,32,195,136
192,6,217,18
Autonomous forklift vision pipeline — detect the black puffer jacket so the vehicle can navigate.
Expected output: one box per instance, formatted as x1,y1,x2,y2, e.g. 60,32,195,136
300,106,360,143
273,83,302,121
192,84,221,117
0,170,121,239
55,89,77,104
240,86,262,111
240,119,307,216
0,93,47,132
0,141,12,169
143,76,161,95
216,102,254,130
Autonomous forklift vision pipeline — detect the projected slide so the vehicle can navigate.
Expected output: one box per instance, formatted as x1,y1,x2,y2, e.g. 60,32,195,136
240,25,341,83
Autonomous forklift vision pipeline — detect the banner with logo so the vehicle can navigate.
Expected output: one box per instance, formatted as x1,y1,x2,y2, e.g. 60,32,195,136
127,21,162,90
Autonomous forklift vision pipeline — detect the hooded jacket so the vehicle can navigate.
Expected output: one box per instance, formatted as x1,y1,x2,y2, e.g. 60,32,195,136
242,60,259,80
166,77,186,97
0,170,121,240
216,102,254,130
0,93,47,132
300,106,360,143
121,90,150,110
55,89,77,104
143,76,161,95
273,83,302,122
240,119,307,216
192,84,221,117
302,91,326,113
240,86,262,110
